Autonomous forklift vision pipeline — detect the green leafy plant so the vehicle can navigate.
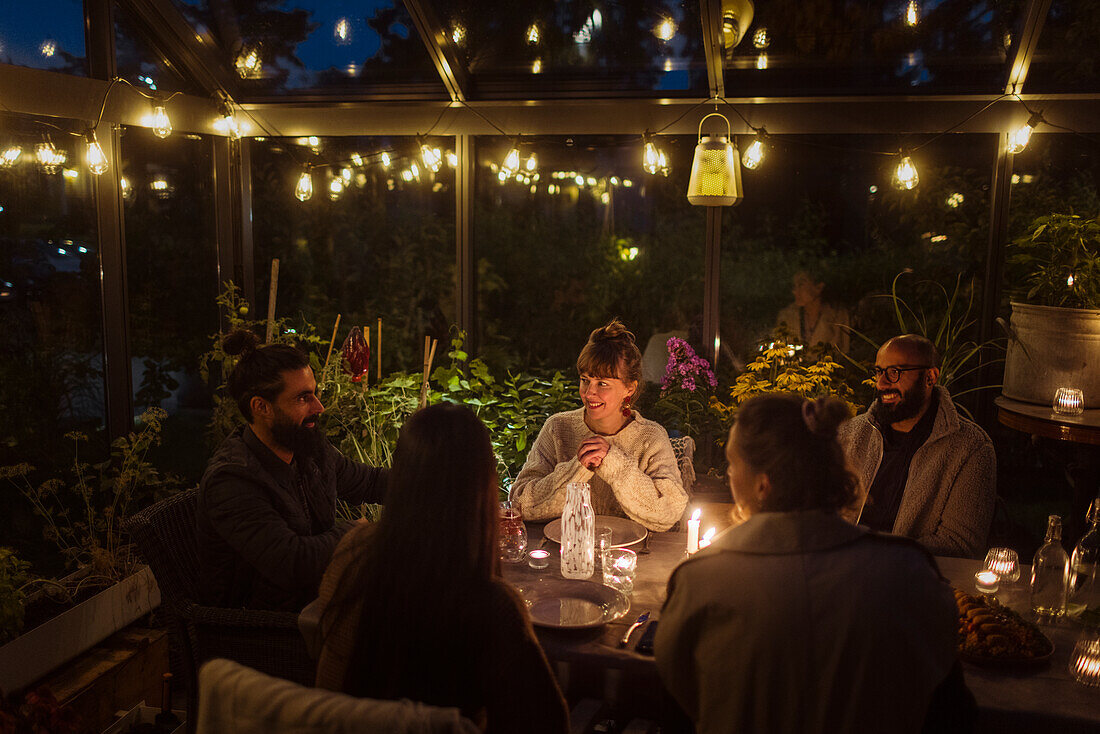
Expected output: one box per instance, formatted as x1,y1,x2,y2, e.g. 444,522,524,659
0,687,83,734
0,547,31,645
841,271,1004,408
1007,213,1100,309
0,408,183,587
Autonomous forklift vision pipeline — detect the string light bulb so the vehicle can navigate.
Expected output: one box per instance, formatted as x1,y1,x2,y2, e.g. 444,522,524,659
420,139,443,172
446,151,458,167
655,18,676,41
742,132,767,170
0,146,22,167
150,104,172,139
334,17,351,45
328,176,344,200
905,0,919,26
120,177,135,202
36,141,66,174
892,154,919,190
526,23,540,45
85,131,108,175
753,28,770,49
380,151,392,168
501,143,521,175
642,132,663,175
294,168,314,201
525,153,538,173
1008,112,1043,154
756,53,768,70
215,96,241,140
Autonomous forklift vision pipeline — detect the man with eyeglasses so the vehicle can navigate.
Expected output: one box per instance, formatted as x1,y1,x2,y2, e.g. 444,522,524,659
838,334,996,558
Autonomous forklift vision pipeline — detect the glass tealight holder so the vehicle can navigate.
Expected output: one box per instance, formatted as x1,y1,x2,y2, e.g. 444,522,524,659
1069,633,1100,687
498,501,527,563
603,548,638,594
1053,387,1085,416
983,547,1021,583
527,549,550,570
974,569,1000,595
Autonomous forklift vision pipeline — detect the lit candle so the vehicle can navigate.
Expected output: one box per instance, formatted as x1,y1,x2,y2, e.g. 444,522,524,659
1070,638,1100,686
974,570,999,594
527,549,550,570
687,508,701,554
698,527,717,550
1053,387,1085,416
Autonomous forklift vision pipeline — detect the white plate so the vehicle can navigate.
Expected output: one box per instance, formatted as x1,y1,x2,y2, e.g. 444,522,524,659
543,515,648,549
518,579,631,629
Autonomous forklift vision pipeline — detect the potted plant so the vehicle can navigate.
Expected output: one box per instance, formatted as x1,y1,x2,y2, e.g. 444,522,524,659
1002,214,1100,407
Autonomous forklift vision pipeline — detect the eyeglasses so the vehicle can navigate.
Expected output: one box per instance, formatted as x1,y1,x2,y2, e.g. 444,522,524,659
872,365,932,384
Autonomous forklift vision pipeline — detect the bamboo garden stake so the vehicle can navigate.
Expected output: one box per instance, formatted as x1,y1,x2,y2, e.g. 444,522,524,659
322,314,342,379
377,318,382,380
265,258,280,343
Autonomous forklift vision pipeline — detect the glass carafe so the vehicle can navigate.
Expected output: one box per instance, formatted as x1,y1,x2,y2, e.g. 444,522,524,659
560,481,595,579
498,501,528,563
1031,514,1070,621
1069,498,1100,626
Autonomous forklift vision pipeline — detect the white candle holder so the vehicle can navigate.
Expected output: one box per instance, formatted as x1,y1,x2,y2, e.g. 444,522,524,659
1053,387,1085,416
1069,635,1100,687
983,547,1020,584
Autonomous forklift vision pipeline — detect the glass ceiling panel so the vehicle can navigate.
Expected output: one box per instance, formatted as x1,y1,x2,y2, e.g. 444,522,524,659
1024,0,1100,94
116,1,203,97
722,0,1019,96
0,1,87,76
441,0,708,97
171,0,446,96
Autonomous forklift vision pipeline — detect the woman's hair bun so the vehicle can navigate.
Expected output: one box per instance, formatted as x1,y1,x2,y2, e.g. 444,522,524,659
801,396,850,438
591,318,635,344
223,329,261,357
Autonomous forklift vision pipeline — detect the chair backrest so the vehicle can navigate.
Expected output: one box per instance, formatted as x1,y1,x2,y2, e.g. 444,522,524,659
123,487,201,608
197,658,481,734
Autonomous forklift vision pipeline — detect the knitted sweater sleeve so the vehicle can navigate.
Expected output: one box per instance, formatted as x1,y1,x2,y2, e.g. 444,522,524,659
596,427,687,531
511,414,593,521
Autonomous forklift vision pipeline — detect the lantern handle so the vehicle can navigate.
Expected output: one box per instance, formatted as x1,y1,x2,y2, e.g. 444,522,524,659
697,112,732,141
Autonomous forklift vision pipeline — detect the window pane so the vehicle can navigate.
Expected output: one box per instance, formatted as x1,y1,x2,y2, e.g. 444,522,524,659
0,112,104,547
0,1,88,76
720,133,995,385
121,126,218,481
476,135,704,373
172,0,447,96
1025,0,1100,94
441,0,708,97
115,0,203,97
724,0,1019,95
251,136,455,373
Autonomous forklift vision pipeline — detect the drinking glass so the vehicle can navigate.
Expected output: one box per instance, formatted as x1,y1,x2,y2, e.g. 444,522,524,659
595,526,613,577
499,501,527,563
603,548,638,594
983,547,1021,583
1069,632,1100,687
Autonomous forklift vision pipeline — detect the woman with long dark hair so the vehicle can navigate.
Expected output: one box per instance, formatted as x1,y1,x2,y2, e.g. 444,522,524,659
512,319,687,531
655,393,970,734
314,403,567,733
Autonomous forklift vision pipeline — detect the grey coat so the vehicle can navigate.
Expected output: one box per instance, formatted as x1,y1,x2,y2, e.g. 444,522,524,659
838,385,996,558
655,511,958,734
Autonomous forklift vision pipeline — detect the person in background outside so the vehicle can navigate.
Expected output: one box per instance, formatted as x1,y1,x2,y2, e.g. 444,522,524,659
839,334,996,558
776,269,850,353
197,330,387,612
512,319,687,532
314,403,568,734
655,392,972,734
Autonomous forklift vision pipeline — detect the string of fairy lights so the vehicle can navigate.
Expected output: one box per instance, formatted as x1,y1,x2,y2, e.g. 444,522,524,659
0,2,1094,204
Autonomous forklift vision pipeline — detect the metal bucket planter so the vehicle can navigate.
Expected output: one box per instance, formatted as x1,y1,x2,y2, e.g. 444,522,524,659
1002,302,1100,408
0,566,160,694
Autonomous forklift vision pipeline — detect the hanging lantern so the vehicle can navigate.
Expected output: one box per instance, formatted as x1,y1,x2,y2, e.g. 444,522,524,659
686,113,743,206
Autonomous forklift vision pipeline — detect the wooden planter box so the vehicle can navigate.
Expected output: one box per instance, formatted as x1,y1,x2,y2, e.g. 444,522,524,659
0,566,160,694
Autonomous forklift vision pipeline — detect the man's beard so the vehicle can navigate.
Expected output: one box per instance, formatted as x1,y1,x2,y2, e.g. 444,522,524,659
270,413,327,462
872,378,930,425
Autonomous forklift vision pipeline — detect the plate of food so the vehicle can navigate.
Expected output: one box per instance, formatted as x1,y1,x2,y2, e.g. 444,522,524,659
954,589,1054,668
543,515,648,549
517,579,631,629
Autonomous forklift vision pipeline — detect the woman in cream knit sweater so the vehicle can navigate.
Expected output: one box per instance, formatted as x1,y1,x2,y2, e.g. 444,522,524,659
512,320,687,532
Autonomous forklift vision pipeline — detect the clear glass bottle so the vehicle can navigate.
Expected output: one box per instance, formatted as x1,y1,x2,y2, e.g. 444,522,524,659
560,481,595,579
1031,514,1070,620
1069,499,1100,625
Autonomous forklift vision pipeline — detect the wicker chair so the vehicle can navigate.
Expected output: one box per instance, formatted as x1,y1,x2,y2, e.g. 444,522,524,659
123,488,315,719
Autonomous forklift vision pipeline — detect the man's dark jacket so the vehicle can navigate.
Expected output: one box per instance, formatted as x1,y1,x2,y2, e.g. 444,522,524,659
197,426,387,611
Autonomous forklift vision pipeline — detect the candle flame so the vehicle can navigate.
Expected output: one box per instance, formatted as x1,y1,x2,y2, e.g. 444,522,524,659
691,508,701,521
